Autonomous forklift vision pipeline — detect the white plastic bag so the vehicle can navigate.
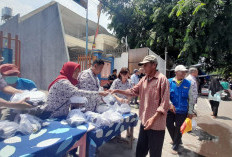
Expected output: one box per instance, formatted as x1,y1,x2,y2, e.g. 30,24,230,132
85,111,101,123
117,103,131,114
108,102,131,114
95,116,111,127
85,111,111,127
66,109,86,127
0,121,19,139
110,102,119,112
103,94,116,105
192,119,197,130
102,110,123,123
15,114,42,135
96,104,110,113
11,90,46,106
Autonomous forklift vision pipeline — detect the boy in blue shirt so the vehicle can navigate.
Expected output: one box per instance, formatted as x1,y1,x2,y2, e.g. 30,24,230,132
0,64,37,101
0,64,37,120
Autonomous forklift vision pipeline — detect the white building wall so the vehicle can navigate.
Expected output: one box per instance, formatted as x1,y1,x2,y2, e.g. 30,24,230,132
114,52,128,72
0,3,69,90
148,49,166,75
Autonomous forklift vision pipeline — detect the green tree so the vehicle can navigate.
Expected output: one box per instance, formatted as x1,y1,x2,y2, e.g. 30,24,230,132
101,0,232,77
170,0,232,76
101,0,156,48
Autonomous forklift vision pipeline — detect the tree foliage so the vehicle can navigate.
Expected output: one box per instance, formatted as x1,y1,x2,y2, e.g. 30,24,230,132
101,0,232,77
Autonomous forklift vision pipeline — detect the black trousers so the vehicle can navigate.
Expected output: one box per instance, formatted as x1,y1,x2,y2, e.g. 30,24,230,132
131,96,138,104
209,100,220,116
166,111,187,151
136,124,165,157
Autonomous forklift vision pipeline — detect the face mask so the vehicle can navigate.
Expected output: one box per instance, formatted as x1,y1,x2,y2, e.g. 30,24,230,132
5,76,18,85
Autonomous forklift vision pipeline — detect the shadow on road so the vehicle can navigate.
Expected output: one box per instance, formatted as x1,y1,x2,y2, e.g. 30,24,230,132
178,145,205,157
216,116,232,120
193,123,232,157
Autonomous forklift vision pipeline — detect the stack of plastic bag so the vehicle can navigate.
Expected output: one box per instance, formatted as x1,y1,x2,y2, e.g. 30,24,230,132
0,121,19,139
118,103,131,114
85,111,99,123
103,94,116,105
66,109,87,127
102,109,123,123
14,114,42,135
85,111,111,128
11,90,46,107
112,103,131,114
96,104,110,113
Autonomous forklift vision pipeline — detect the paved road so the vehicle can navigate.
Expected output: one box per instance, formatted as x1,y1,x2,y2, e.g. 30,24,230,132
97,97,232,157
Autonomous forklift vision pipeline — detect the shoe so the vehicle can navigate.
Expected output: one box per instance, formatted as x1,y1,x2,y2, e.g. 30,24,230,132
171,150,178,155
68,148,78,157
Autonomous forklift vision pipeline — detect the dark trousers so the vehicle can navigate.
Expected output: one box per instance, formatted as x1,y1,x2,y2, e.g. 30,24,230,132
136,124,165,157
209,100,220,116
131,96,138,104
166,111,187,151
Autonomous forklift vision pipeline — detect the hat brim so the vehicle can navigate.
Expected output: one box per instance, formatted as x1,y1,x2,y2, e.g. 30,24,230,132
175,69,188,72
138,61,150,66
2,70,20,76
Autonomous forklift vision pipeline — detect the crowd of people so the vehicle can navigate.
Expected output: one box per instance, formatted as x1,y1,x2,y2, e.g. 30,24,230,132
0,55,231,157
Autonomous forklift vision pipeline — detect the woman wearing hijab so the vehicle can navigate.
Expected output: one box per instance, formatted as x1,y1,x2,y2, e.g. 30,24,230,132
208,77,224,118
42,62,107,119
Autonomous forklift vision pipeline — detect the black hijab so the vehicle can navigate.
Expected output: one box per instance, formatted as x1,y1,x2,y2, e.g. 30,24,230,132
209,78,223,95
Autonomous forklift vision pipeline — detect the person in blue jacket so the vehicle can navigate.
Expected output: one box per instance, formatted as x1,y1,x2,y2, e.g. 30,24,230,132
167,65,194,155
0,64,37,120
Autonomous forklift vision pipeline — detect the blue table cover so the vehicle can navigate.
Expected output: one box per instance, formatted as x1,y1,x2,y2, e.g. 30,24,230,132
87,112,138,157
0,119,88,157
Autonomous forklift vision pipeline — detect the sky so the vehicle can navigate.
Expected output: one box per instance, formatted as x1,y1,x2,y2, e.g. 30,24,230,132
0,0,112,33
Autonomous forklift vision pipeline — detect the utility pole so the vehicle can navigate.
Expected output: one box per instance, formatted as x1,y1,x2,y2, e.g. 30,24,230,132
121,36,128,53
165,47,168,76
85,0,89,69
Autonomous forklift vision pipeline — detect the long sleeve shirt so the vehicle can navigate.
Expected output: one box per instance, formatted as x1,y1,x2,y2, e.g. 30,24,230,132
186,74,198,104
44,79,101,118
77,68,101,91
127,71,170,130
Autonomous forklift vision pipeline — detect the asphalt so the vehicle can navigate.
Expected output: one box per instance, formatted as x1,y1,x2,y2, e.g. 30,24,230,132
97,96,232,157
